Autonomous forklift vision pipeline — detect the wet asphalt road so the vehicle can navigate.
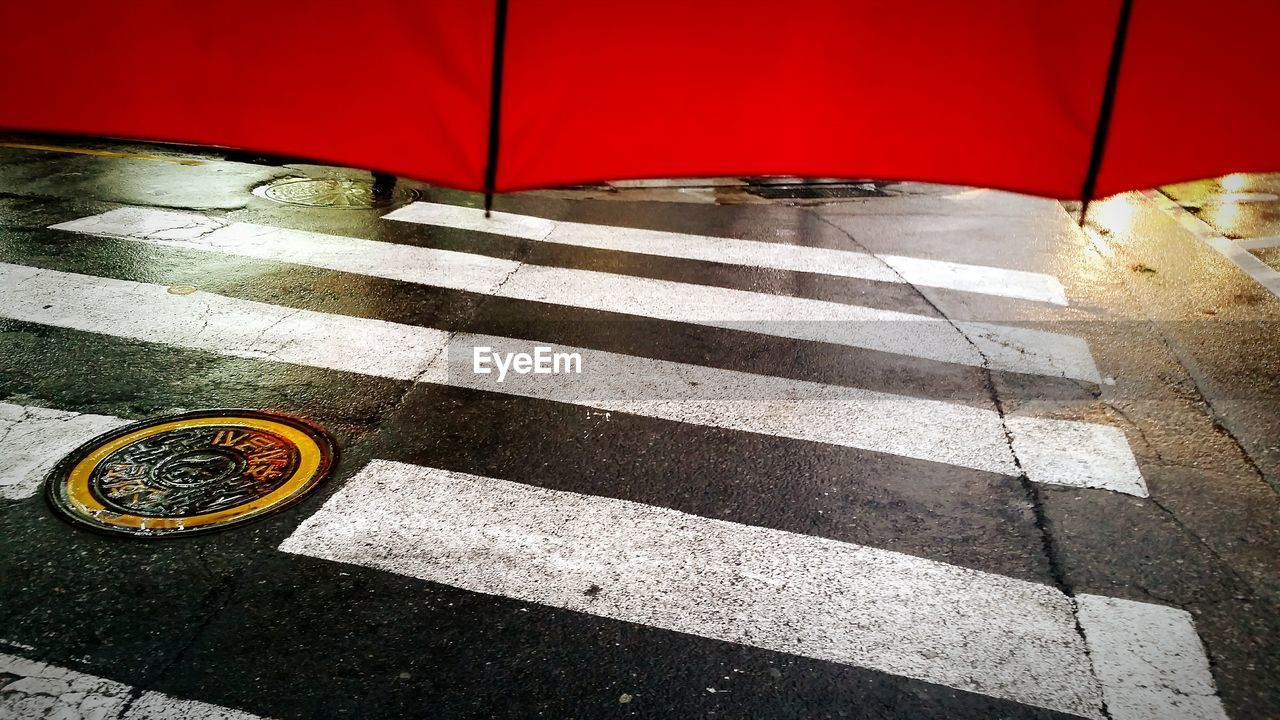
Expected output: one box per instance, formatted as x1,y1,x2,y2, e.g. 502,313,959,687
0,137,1277,720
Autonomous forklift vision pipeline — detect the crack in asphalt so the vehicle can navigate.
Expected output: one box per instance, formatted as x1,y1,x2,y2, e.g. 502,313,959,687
1160,344,1277,492
118,547,241,719
124,216,230,244
809,209,1116,720
382,223,534,410
0,407,41,448
0,404,100,453
1094,398,1163,462
241,307,305,358
4,268,49,292
1143,494,1263,600
0,658,131,717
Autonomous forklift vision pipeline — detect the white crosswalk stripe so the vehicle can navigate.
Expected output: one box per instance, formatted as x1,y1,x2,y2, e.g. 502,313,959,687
384,201,1071,305
280,460,1226,720
451,333,1144,494
51,207,1098,382
0,263,1145,494
1076,596,1229,720
0,263,448,381
0,402,130,500
0,652,270,719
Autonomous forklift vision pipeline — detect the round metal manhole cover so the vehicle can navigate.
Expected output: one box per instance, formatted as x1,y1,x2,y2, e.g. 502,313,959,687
45,410,336,537
253,177,420,208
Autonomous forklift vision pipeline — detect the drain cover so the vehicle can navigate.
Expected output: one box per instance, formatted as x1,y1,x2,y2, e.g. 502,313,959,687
254,177,419,208
745,181,890,200
46,410,336,537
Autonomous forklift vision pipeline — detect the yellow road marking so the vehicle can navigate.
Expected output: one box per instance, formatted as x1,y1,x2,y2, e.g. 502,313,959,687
0,142,204,165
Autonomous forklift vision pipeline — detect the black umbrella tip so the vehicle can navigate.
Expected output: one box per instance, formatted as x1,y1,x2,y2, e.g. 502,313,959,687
484,191,494,218
1078,198,1092,228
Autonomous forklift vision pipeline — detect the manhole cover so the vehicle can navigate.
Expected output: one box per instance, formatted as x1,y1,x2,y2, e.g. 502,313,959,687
45,410,336,537
254,177,419,208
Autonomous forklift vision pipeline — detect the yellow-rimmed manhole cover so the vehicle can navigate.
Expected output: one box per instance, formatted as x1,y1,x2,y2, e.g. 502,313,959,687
45,410,336,537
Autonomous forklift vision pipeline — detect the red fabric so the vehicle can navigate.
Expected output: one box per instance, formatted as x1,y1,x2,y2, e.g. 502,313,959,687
0,1,494,189
1096,0,1280,196
500,1,1116,197
1,1,1277,198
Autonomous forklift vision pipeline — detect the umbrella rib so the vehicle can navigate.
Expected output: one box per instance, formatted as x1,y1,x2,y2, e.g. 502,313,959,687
483,0,510,217
1080,0,1135,224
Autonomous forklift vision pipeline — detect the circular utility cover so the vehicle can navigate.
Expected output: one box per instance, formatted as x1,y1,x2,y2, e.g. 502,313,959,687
254,177,419,208
45,410,336,537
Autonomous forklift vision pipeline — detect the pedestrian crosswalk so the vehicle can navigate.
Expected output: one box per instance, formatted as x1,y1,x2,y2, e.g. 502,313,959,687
53,207,1098,381
384,202,1070,305
0,262,1142,494
0,201,1227,719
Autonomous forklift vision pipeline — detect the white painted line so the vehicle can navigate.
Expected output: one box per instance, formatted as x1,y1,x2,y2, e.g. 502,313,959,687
448,333,1145,495
52,207,522,296
0,402,131,500
53,207,1097,382
0,264,1146,493
0,652,269,719
0,262,452,382
280,461,1115,717
384,202,1070,305
1142,190,1280,298
1004,414,1148,497
881,253,1068,305
1076,595,1229,720
1235,235,1280,251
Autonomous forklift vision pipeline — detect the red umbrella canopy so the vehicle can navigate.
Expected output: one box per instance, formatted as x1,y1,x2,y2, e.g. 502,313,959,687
0,1,497,189
1,0,1275,200
501,0,1117,197
1093,0,1280,196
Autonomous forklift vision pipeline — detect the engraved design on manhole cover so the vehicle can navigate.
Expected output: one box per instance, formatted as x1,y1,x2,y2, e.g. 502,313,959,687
46,410,336,537
253,177,419,208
